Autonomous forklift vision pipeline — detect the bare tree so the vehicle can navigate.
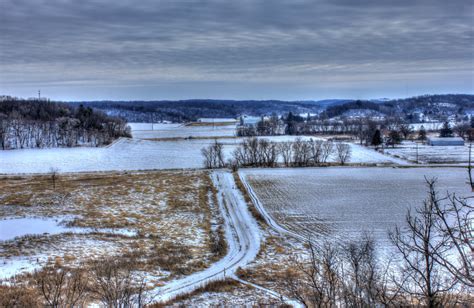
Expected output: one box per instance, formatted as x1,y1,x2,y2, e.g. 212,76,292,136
89,258,148,308
201,140,225,169
34,264,88,308
282,240,342,307
453,123,470,139
49,167,60,190
292,137,311,167
335,143,351,165
308,139,323,165
389,179,455,307
430,193,473,287
321,141,334,163
281,237,395,307
278,141,293,167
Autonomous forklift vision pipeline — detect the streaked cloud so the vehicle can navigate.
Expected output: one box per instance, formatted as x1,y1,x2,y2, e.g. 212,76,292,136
0,0,472,100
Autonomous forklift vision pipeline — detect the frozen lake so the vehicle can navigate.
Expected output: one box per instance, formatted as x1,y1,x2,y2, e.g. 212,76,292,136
0,217,137,242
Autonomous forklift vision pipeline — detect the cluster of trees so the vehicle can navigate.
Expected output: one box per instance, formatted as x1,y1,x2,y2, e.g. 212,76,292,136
202,138,352,169
237,115,284,137
280,179,473,307
1,257,149,307
0,98,131,150
240,114,419,147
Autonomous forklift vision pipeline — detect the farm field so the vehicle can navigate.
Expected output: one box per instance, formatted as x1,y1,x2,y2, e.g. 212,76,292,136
0,138,403,174
0,170,224,284
384,141,470,164
240,167,472,252
129,122,237,139
0,123,404,173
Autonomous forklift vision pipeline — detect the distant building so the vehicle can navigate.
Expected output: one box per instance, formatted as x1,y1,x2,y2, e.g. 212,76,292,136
197,118,237,123
427,137,464,146
239,116,263,126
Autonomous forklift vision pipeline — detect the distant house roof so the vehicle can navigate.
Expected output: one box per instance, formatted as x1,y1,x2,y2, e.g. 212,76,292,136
427,137,464,146
197,118,237,123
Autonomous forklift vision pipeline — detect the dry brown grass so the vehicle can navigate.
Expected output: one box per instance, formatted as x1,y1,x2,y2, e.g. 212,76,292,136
232,171,266,224
151,279,244,307
0,170,226,284
0,283,41,307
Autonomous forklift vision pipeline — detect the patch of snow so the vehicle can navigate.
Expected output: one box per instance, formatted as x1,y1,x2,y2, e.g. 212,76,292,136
0,217,137,242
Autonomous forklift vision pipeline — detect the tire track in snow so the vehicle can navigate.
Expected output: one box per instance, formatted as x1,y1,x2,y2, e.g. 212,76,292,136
238,170,307,243
150,170,261,303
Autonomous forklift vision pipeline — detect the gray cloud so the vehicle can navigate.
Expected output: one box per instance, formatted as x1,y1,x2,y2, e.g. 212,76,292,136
0,0,472,100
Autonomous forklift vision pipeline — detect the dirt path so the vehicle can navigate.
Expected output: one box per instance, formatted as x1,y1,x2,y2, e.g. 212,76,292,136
150,170,261,303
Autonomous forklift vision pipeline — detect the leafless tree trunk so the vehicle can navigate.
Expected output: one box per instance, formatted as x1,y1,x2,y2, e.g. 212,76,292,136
201,140,225,169
430,193,473,287
34,264,88,308
336,143,351,165
321,141,334,163
50,167,59,190
279,141,293,167
89,258,148,307
389,179,454,307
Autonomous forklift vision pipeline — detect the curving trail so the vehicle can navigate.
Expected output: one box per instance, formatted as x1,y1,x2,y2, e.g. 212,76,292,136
150,170,261,303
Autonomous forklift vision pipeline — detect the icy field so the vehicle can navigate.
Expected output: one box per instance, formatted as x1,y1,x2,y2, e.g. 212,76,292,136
384,141,469,164
240,167,472,252
0,137,403,173
129,122,237,139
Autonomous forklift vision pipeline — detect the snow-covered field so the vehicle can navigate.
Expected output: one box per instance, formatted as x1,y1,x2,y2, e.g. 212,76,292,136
129,122,237,139
240,167,471,252
0,137,405,173
0,122,411,173
384,141,470,164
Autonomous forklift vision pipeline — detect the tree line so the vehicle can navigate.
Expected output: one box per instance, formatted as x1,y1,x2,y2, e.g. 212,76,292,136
0,98,131,150
239,113,473,148
202,137,352,169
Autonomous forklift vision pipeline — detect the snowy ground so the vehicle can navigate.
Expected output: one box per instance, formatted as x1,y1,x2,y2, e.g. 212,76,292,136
240,167,472,254
149,170,262,303
129,122,237,139
0,122,411,174
383,141,470,164
0,137,405,174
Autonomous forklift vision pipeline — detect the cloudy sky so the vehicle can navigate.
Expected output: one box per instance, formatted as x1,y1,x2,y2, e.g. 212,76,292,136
0,0,473,101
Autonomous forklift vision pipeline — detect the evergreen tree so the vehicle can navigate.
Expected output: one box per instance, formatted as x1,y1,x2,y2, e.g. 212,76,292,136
418,125,427,142
439,121,453,137
371,129,383,148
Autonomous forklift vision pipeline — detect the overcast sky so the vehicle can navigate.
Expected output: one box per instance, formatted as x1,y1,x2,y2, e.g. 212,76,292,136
0,0,473,101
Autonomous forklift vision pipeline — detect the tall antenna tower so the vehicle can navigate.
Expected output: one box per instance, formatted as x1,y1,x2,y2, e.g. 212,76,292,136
38,90,41,100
